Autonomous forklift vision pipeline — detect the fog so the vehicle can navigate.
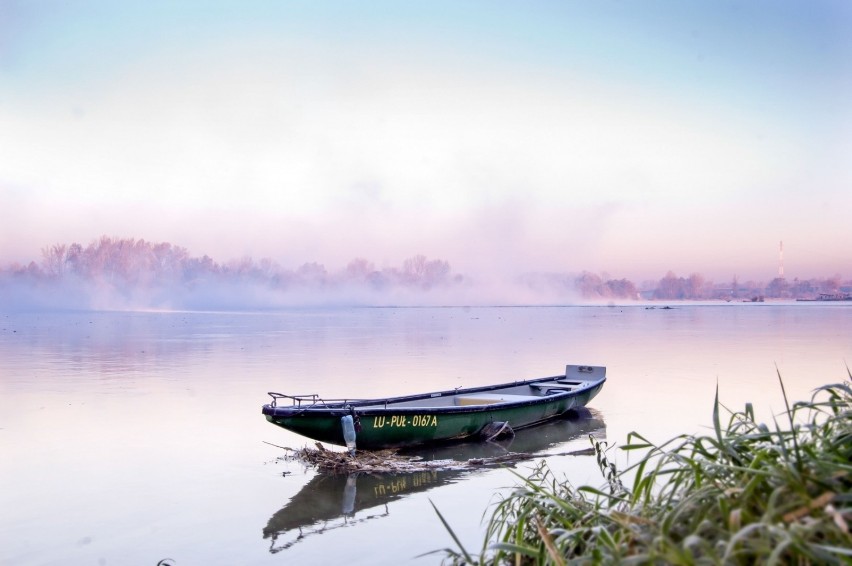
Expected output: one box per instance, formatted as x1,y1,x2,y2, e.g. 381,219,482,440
4,236,850,312
0,268,585,312
0,237,590,312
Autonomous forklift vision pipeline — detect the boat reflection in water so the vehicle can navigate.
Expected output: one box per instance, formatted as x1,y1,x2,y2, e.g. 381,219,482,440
263,409,605,553
264,468,463,552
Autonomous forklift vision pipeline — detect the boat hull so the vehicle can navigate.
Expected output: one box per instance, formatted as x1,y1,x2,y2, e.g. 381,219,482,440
262,372,605,450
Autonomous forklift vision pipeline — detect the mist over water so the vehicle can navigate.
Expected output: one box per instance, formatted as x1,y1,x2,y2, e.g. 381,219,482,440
0,237,594,311
3,237,850,312
0,270,587,312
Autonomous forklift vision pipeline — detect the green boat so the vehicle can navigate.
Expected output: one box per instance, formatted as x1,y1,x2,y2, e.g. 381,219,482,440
261,364,606,450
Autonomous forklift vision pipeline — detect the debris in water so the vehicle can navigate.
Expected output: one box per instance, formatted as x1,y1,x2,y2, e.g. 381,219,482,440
267,441,594,474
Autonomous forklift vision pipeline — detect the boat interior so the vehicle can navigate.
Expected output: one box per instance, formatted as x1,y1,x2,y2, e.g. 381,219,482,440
267,365,605,410
357,379,594,409
355,365,606,409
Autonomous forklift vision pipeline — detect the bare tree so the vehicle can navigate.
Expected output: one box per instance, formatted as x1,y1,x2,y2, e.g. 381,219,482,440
41,244,67,278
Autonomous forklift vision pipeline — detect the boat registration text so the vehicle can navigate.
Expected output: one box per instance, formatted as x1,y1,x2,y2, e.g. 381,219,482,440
372,415,438,428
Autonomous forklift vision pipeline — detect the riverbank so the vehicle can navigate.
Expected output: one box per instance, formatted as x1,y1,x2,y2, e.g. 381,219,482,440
440,374,852,564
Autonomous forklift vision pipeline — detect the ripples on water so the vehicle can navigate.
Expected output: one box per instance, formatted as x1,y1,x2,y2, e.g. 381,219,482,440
0,305,849,564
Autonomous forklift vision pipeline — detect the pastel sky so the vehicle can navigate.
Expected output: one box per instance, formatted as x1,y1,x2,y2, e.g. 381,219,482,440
2,0,850,283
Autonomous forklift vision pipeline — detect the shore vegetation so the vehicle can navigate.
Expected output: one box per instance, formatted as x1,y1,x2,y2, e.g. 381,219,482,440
437,372,851,564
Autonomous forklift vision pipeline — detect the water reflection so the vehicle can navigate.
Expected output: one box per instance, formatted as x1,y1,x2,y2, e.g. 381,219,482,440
264,470,463,552
263,410,605,553
403,408,605,462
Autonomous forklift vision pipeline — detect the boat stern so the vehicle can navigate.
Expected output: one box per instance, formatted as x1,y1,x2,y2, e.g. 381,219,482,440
566,364,606,382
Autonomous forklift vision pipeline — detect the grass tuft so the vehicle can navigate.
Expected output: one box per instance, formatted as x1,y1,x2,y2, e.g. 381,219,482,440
437,377,852,565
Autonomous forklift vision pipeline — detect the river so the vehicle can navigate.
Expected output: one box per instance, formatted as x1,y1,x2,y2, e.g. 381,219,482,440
1,304,849,565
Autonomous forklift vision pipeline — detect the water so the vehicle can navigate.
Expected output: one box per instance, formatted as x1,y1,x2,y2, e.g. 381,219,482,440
1,305,849,565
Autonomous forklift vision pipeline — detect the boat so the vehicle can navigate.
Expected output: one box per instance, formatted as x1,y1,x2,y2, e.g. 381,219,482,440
261,364,606,450
796,292,852,302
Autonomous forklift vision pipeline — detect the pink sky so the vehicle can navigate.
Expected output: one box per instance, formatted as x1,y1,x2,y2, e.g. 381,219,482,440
1,2,850,284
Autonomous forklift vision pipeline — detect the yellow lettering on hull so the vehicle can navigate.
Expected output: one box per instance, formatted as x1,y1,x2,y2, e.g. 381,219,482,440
371,414,439,428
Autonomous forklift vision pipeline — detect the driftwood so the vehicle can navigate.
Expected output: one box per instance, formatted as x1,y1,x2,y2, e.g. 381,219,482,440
268,441,594,474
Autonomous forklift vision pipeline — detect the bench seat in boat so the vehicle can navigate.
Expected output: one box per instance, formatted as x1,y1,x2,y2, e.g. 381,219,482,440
529,381,579,393
454,393,540,406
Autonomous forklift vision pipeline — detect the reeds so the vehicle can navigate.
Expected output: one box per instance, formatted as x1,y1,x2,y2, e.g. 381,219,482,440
438,372,852,564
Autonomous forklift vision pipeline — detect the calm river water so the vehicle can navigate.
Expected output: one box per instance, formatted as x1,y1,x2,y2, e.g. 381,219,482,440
1,304,850,565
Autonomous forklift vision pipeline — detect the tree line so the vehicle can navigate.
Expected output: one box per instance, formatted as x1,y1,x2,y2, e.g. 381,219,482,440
11,236,457,292
651,271,850,301
1,237,848,308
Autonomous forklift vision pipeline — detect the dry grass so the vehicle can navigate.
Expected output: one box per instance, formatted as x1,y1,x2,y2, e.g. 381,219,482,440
278,441,595,474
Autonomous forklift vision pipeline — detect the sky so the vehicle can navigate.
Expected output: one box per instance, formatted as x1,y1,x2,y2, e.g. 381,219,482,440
1,0,851,284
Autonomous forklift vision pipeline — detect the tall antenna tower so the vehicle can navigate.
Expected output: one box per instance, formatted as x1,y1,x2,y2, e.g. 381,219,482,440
779,240,784,278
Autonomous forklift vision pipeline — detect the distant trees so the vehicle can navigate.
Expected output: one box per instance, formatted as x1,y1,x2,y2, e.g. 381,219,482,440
402,255,451,289
605,278,638,299
575,272,604,298
36,237,193,285
575,271,638,300
517,271,639,300
785,276,843,299
41,244,67,277
1,237,464,309
27,238,454,290
765,277,790,299
345,258,375,282
2,236,850,309
654,272,710,300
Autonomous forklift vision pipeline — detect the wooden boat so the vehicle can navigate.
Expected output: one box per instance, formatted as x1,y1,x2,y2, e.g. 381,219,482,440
261,364,605,450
